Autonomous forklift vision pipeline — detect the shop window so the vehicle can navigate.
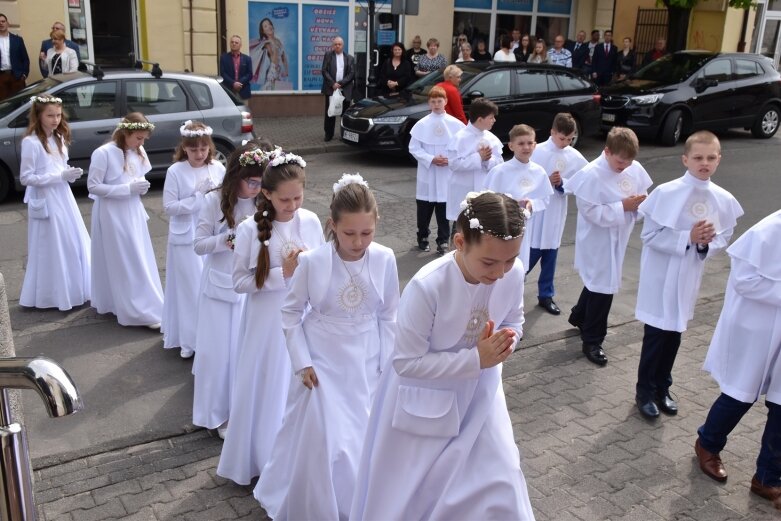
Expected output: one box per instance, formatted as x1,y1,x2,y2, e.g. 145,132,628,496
125,80,188,115
454,11,492,55
496,14,532,51
534,17,569,44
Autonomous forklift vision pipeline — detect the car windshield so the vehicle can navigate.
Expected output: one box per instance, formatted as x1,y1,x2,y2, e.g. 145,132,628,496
0,79,60,118
631,53,716,83
405,64,481,95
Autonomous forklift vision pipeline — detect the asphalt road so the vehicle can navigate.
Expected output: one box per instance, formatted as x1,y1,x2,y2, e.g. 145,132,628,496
1,130,779,466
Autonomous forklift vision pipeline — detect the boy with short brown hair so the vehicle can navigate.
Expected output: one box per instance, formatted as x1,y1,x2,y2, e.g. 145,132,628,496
566,127,652,366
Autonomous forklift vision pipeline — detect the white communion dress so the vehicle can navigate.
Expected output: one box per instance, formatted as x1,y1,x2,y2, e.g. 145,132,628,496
19,135,91,310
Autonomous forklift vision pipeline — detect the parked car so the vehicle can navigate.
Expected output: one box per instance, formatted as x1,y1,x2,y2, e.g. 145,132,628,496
340,61,601,155
0,68,254,201
600,51,781,146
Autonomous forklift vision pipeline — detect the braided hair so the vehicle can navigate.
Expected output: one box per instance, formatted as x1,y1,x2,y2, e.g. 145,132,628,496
455,191,525,245
253,159,306,289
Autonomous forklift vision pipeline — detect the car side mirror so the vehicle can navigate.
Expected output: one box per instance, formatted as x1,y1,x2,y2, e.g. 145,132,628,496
467,90,485,101
695,77,718,92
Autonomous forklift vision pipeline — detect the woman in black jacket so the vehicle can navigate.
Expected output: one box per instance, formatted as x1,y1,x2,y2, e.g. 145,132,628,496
378,42,414,96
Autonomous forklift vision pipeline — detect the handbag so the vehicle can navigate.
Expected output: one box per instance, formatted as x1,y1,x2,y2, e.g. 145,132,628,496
328,89,344,117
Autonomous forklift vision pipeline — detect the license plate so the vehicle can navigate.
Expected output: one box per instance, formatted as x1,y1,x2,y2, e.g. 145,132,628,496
602,113,616,122
343,130,359,142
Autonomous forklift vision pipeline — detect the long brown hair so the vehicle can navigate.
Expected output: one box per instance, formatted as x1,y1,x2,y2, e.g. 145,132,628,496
254,159,306,289
26,99,71,155
112,112,151,171
219,138,274,229
173,120,215,163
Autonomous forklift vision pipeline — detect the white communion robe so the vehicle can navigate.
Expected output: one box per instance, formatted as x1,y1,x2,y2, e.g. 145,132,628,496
254,241,399,521
528,138,588,250
566,152,652,294
409,111,465,202
217,208,324,485
19,135,91,310
635,172,743,332
162,160,225,351
88,143,164,326
350,253,535,521
191,192,255,429
445,123,504,220
703,209,781,404
484,157,554,270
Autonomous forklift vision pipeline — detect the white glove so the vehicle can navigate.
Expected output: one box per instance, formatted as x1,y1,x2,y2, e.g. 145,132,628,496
61,167,83,183
196,177,216,195
129,178,151,195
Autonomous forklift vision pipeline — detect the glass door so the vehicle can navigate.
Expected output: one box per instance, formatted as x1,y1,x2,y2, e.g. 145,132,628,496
354,4,398,99
759,17,781,68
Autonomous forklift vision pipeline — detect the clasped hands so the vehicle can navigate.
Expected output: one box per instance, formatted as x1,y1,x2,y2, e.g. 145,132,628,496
61,166,83,183
478,320,516,369
690,219,716,246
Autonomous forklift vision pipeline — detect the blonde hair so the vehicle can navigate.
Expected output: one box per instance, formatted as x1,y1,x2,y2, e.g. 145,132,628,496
509,123,535,141
684,130,720,155
605,127,639,158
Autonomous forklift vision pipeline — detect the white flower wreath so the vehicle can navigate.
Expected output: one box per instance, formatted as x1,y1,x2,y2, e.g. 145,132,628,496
268,149,306,168
332,173,369,194
117,121,155,131
179,120,213,137
30,95,62,104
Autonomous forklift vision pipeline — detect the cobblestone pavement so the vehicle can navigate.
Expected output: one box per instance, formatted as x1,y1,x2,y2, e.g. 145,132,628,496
33,296,779,520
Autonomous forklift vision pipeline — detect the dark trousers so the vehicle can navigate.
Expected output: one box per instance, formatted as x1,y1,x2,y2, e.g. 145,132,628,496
570,286,613,345
323,95,350,139
527,247,558,299
0,71,25,101
416,200,449,246
635,324,681,400
698,394,781,487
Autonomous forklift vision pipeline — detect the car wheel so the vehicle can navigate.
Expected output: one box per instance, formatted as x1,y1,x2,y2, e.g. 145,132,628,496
660,110,683,147
214,142,233,168
751,105,780,139
571,118,583,148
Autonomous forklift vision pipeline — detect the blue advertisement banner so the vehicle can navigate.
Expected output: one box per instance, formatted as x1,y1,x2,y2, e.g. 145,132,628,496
497,0,533,11
302,4,350,91
537,0,572,14
454,0,492,9
249,2,299,92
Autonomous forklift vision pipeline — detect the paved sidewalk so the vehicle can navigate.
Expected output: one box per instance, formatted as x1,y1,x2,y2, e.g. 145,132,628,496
33,297,779,520
253,116,351,157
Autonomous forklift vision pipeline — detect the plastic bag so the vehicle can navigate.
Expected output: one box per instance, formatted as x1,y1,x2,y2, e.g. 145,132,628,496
328,89,344,117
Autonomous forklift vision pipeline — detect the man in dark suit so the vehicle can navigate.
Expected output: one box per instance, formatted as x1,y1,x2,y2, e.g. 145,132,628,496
0,13,29,100
566,30,590,72
39,21,80,77
321,36,355,142
591,29,617,86
220,35,252,100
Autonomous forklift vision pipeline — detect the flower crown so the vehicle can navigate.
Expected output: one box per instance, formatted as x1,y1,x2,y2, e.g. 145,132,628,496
238,146,278,167
179,120,213,137
117,121,155,131
30,95,62,104
459,190,525,241
268,149,306,168
333,173,369,194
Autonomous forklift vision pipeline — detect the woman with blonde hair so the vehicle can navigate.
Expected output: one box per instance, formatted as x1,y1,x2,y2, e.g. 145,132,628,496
528,39,549,64
44,29,78,75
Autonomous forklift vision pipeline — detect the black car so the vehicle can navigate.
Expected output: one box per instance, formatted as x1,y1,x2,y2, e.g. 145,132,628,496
600,51,781,146
340,62,601,154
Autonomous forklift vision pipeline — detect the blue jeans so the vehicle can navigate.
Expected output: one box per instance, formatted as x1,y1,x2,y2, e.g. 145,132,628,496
527,247,558,299
698,393,781,486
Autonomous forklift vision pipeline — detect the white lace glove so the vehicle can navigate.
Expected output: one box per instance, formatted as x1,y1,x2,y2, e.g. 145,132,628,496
129,178,151,195
196,177,216,195
61,167,83,183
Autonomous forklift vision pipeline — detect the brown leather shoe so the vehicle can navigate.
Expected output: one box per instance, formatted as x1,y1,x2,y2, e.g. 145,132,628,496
750,476,781,502
694,438,727,482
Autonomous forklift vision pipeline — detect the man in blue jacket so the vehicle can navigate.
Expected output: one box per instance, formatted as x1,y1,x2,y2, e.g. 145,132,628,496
220,35,252,100
0,13,30,100
39,21,80,77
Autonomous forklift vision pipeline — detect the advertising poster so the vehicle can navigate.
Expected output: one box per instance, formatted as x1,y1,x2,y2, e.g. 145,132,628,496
248,2,299,92
301,4,350,91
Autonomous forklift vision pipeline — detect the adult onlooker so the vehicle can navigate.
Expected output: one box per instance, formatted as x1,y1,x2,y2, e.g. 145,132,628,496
509,28,522,52
586,29,601,75
591,29,617,86
454,33,468,61
321,36,355,142
473,39,492,61
643,38,667,67
44,29,79,75
378,42,413,97
435,65,467,125
406,35,425,68
548,35,572,67
0,13,29,100
39,21,80,77
455,43,475,63
616,37,636,80
514,34,533,62
219,35,252,100
493,35,516,63
415,38,447,78
567,30,589,70
528,39,548,64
